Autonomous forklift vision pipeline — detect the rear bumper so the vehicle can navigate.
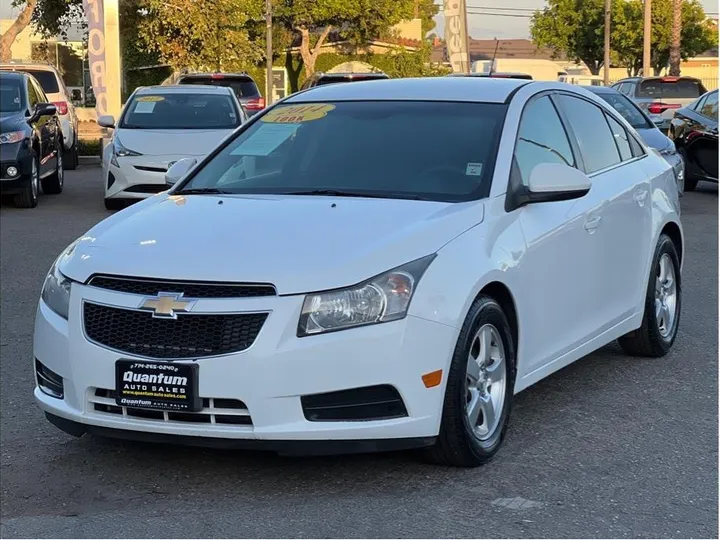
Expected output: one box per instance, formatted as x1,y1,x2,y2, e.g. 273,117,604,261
45,412,436,456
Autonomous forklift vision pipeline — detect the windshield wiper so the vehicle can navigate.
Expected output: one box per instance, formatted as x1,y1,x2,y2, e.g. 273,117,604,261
287,189,430,201
175,187,229,195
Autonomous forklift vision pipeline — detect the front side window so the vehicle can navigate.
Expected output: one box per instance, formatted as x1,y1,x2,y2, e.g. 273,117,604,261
699,91,718,120
180,100,508,203
120,92,241,129
556,95,622,174
513,95,574,186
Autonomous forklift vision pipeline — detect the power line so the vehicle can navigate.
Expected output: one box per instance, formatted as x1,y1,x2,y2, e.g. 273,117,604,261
466,10,534,18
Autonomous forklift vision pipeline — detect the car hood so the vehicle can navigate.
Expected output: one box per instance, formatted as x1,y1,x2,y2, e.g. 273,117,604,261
60,194,485,295
116,128,236,157
0,112,28,133
636,126,673,151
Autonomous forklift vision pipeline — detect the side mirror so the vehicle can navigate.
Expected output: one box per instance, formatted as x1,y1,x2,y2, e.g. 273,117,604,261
97,115,115,128
165,157,197,187
506,162,591,211
31,103,57,120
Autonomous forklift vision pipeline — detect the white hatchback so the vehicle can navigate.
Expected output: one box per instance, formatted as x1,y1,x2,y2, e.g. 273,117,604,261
34,78,683,466
98,85,246,209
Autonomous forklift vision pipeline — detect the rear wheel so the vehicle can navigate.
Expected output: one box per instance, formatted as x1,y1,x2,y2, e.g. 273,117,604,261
618,234,681,357
425,296,515,467
14,154,39,208
679,148,698,191
41,148,64,194
64,138,79,170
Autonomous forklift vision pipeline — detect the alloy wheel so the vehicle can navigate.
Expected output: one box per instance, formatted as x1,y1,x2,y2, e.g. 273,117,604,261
655,253,678,338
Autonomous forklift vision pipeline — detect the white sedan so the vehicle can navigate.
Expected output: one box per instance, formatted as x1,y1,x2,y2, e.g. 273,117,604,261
34,78,683,466
98,85,246,210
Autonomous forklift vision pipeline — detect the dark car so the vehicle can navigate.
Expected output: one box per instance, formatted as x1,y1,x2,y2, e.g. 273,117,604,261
668,89,718,191
447,72,533,80
165,71,265,116
300,71,390,90
0,70,64,208
584,85,685,195
612,76,708,132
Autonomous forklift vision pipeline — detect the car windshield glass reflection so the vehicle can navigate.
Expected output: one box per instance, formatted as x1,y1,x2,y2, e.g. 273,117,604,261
120,93,241,130
180,101,507,203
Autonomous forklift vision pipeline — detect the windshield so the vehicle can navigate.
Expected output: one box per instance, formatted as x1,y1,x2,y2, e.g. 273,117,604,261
120,92,241,129
0,80,24,114
597,92,653,129
22,70,59,93
179,100,507,202
179,77,259,98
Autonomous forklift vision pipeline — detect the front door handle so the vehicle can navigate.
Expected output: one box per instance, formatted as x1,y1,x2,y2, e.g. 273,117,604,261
584,215,602,233
634,188,649,206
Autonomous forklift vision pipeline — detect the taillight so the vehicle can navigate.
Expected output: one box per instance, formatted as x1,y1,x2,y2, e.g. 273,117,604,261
53,101,68,115
245,97,265,110
210,73,225,80
647,102,681,114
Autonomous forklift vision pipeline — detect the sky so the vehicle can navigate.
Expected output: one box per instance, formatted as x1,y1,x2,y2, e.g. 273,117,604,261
433,0,719,40
2,0,719,41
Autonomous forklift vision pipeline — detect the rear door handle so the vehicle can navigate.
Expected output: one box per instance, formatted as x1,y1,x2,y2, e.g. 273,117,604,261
584,215,602,233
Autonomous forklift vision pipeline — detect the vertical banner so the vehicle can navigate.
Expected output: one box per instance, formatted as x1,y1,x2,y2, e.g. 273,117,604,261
444,0,470,73
83,0,108,116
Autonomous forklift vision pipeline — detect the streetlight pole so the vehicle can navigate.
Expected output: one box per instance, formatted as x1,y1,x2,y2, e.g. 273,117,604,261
604,0,611,86
265,0,273,105
643,0,652,76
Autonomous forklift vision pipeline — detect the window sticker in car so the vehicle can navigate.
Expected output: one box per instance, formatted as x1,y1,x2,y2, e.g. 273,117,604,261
261,103,335,123
230,123,300,156
466,163,483,176
134,101,156,114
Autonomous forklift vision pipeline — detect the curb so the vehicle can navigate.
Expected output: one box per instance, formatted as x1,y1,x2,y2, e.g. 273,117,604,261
78,156,101,164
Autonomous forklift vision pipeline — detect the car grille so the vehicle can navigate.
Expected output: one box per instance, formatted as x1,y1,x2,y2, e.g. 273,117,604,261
124,184,167,194
90,388,252,425
87,275,277,298
83,302,268,359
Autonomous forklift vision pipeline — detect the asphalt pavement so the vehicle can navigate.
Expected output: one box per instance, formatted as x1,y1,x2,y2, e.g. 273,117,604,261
1,165,717,538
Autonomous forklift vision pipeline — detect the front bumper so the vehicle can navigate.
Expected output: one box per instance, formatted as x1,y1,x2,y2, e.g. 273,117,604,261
0,143,33,194
33,283,456,449
105,156,191,200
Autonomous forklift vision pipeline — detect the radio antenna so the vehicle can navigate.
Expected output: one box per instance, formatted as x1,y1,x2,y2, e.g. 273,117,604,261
489,38,500,75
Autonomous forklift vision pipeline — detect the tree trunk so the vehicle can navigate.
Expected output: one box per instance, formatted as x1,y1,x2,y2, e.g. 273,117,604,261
0,0,37,62
298,25,332,78
668,0,682,76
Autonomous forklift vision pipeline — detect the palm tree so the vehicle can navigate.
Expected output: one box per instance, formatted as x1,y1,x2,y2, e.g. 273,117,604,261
669,0,682,76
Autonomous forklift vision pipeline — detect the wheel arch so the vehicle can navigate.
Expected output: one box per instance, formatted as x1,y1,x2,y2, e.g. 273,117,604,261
661,220,683,268
476,281,519,355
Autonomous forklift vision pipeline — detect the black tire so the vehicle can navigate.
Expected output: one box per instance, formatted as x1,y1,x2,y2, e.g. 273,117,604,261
14,154,40,209
684,177,699,192
425,295,516,467
64,139,78,170
678,148,698,191
618,234,681,357
104,198,127,210
41,147,64,194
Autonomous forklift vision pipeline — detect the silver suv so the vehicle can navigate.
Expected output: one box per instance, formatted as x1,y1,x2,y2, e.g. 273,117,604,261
612,76,708,133
0,62,79,169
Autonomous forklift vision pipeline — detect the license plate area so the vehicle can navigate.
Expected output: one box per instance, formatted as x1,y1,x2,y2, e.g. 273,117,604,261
115,360,201,412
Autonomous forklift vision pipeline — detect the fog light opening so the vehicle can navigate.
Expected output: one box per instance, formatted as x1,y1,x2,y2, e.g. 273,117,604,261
6,166,18,177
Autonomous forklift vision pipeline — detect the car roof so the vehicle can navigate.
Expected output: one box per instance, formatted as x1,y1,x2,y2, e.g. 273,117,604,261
178,72,254,80
317,72,387,77
581,85,619,95
135,85,234,95
287,76,529,103
0,62,59,73
0,70,27,80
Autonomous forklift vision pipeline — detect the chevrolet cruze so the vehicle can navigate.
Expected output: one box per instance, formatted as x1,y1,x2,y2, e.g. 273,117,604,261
34,78,683,466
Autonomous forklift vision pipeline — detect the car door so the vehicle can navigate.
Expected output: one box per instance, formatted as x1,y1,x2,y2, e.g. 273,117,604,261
695,90,718,179
31,79,58,176
512,94,606,373
554,93,653,327
25,78,44,168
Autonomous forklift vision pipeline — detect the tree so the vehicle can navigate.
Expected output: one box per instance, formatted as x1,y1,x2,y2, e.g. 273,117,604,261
530,0,607,75
669,0,682,75
274,0,418,78
1,0,37,61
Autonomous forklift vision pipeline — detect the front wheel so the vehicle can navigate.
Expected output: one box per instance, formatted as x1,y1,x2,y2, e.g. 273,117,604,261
14,154,40,208
425,296,516,467
618,234,681,357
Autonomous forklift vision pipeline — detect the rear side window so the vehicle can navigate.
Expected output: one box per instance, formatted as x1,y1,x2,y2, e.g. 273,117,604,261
699,91,718,120
637,78,706,99
22,70,60,93
556,95,621,174
513,95,575,186
605,114,633,161
179,77,259,98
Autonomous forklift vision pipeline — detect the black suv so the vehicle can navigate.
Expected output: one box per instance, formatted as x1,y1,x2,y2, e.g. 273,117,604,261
165,71,265,116
300,71,390,90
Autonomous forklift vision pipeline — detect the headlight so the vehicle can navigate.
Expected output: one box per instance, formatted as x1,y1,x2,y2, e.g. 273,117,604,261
40,242,80,319
298,255,436,337
0,131,25,145
110,136,142,167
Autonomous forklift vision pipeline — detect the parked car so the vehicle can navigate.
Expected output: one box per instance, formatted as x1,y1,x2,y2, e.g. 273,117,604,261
163,71,264,116
35,78,683,467
98,85,246,209
1,62,79,169
448,72,533,80
300,71,390,90
668,89,718,191
0,70,64,208
584,85,685,195
612,76,708,132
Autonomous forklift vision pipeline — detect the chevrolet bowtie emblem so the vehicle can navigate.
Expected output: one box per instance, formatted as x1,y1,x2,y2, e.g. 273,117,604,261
139,292,196,319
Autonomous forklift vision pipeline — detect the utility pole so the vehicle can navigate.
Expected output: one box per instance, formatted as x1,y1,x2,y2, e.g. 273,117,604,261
604,0,611,86
265,0,273,105
643,0,652,76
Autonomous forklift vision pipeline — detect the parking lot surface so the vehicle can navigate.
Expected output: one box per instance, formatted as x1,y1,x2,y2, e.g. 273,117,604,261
1,165,717,538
